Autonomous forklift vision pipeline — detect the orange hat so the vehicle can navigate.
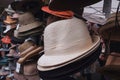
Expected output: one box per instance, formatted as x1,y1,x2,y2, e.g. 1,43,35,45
41,6,74,19
4,16,17,24
1,36,11,44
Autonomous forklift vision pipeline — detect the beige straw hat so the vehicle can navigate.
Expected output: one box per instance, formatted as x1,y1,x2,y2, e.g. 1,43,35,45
38,17,100,70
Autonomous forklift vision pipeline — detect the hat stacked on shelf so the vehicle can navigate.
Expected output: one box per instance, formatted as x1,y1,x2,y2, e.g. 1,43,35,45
37,16,101,78
14,12,44,39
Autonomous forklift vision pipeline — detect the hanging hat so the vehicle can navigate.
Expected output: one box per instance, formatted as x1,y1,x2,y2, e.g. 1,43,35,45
41,6,74,18
49,0,101,11
37,17,100,71
99,12,120,41
4,16,17,24
1,36,11,44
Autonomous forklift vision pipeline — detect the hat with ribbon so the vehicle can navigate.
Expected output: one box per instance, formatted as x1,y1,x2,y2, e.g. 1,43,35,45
41,6,74,19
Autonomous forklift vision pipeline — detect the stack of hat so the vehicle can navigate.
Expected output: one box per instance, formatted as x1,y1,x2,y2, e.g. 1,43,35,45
99,12,120,41
14,12,44,39
37,14,101,79
98,12,120,80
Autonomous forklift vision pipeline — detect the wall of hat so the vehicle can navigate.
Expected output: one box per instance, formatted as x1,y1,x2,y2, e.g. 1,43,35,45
0,0,120,80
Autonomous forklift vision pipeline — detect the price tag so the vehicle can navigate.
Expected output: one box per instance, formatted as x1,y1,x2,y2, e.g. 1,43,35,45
16,62,21,73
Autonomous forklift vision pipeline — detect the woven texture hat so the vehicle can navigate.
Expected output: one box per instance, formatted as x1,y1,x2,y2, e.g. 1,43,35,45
38,17,100,71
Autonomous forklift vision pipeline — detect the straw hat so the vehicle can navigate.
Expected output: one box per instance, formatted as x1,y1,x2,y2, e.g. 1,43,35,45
18,12,43,33
41,6,74,19
99,12,120,41
49,0,101,11
37,17,100,70
4,16,17,24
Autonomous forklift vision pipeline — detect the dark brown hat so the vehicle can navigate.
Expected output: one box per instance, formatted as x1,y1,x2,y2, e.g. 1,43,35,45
99,12,120,41
49,0,101,11
11,0,44,13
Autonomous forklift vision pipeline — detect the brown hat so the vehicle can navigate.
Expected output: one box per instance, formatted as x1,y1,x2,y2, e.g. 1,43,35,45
49,0,101,11
18,41,36,53
97,53,120,80
99,12,120,41
18,12,43,33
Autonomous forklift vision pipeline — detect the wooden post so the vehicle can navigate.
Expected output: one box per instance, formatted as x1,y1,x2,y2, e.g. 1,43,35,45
103,0,112,18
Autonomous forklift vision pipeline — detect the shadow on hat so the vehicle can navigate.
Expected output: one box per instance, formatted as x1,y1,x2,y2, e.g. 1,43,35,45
49,0,101,11
37,16,101,71
97,53,120,80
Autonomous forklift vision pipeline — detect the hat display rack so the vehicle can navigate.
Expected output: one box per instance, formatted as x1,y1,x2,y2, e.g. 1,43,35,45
97,1,120,80
0,0,44,80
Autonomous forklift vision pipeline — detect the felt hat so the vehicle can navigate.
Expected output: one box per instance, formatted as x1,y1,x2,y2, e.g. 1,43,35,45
49,0,101,11
41,6,74,18
4,16,17,24
99,12,120,41
18,41,36,53
18,12,44,33
37,17,100,70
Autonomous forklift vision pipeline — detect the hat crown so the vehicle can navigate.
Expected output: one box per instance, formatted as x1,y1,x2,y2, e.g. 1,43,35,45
18,12,35,25
44,17,93,55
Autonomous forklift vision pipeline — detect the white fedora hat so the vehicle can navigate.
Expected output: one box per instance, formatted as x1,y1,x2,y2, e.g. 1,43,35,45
38,17,100,70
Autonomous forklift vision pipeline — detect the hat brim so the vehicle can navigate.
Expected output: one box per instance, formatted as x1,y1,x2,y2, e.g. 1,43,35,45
18,21,43,33
18,27,44,37
38,46,101,78
42,6,74,18
5,8,15,13
4,20,17,24
38,36,100,69
49,0,101,11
